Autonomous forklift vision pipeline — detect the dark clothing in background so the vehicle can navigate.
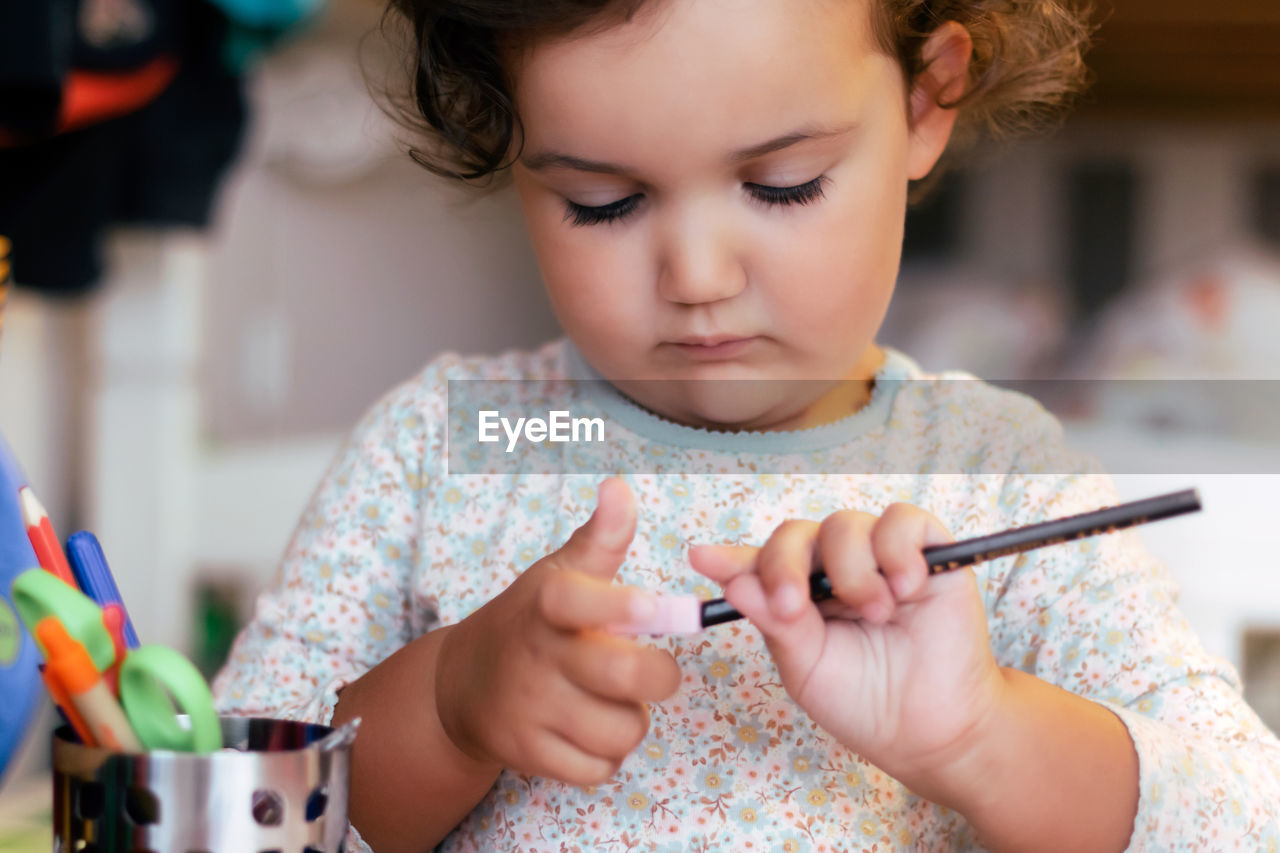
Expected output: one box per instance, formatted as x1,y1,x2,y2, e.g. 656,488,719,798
0,0,247,296
0,0,76,136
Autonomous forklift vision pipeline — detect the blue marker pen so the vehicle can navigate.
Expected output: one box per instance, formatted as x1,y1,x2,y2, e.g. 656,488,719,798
65,531,140,648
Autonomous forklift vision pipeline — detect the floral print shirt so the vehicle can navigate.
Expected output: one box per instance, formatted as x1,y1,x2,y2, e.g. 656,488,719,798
213,338,1280,852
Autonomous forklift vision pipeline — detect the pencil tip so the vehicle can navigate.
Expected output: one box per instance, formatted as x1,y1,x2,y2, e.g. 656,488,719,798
18,486,48,524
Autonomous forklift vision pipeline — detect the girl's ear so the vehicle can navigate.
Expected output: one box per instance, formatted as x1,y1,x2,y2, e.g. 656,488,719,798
905,21,973,181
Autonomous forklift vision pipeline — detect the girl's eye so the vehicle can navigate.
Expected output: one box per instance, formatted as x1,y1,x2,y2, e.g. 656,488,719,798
746,175,829,208
564,194,643,227
562,175,829,227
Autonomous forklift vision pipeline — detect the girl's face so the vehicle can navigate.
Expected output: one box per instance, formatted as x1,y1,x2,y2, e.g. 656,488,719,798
510,0,965,431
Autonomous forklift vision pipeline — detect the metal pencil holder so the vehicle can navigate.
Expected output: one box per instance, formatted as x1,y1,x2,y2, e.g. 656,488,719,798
53,715,355,853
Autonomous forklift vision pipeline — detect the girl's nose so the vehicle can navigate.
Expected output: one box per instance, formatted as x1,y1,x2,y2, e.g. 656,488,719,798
655,220,747,305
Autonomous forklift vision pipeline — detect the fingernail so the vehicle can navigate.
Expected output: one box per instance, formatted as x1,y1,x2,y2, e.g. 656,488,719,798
890,575,913,599
773,584,805,616
862,601,890,623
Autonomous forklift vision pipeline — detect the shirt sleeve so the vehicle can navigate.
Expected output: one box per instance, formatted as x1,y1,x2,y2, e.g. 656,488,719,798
986,409,1280,851
210,371,440,853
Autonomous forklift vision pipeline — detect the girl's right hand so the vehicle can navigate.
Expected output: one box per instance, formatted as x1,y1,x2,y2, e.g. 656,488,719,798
435,478,682,785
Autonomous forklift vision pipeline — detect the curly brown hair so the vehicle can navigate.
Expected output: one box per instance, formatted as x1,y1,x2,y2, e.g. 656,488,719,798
380,0,1093,186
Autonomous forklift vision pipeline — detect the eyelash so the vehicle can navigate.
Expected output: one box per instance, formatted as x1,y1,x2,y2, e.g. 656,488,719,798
563,176,830,227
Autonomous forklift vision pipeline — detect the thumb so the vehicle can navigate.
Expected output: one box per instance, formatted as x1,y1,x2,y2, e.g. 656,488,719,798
552,477,636,580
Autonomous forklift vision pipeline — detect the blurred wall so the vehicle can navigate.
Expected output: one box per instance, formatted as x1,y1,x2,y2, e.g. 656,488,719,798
202,0,559,443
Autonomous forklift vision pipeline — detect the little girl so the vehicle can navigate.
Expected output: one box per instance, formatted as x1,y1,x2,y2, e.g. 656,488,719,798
214,0,1280,850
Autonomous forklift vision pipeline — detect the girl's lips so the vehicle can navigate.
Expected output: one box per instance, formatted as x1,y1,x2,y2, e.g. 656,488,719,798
666,337,758,360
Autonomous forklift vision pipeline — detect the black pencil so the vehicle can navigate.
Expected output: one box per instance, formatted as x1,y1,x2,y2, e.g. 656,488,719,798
697,488,1202,628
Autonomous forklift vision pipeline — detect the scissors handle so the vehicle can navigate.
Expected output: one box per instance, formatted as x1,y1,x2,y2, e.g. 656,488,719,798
118,645,222,753
12,568,116,674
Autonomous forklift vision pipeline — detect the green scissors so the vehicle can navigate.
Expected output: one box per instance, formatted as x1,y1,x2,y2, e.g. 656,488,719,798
12,568,222,753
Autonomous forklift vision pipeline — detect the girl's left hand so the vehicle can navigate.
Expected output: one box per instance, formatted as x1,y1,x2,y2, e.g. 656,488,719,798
689,504,1006,787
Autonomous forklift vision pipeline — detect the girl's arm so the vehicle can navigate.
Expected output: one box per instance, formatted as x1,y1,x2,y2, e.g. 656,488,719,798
218,422,679,852
330,625,502,853
957,460,1280,851
905,666,1139,853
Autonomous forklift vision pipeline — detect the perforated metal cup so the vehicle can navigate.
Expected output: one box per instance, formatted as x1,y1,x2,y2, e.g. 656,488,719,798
52,715,353,853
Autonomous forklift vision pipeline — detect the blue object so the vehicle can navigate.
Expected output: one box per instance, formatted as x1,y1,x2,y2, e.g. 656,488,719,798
209,0,320,28
0,434,46,788
208,0,325,73
66,531,140,649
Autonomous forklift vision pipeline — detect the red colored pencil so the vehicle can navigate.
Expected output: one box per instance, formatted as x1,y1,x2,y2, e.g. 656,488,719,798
19,487,77,587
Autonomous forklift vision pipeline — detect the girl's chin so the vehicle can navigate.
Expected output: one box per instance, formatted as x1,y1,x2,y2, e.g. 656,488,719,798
625,382,844,433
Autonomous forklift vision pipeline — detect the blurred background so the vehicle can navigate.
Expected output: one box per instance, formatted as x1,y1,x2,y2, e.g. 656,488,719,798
2,0,1280,833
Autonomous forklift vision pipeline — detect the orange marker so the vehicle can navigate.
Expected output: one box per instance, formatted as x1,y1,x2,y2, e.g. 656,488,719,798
19,487,77,587
36,619,143,753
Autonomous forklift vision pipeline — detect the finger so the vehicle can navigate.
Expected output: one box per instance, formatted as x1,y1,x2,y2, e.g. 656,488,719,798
560,636,682,703
550,477,636,581
723,569,826,681
755,520,820,620
687,544,760,584
816,510,893,623
870,503,955,602
550,692,651,764
539,570,656,631
522,728,624,786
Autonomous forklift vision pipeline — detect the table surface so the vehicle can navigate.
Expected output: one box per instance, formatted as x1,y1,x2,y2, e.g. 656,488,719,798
0,773,49,852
